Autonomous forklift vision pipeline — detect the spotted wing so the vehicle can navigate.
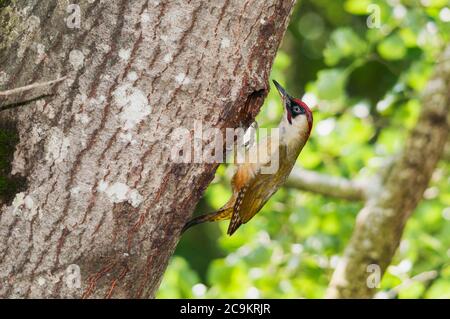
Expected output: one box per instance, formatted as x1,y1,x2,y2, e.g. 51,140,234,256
227,171,276,235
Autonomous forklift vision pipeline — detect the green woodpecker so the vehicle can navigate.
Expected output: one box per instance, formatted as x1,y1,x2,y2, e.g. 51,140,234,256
182,80,313,235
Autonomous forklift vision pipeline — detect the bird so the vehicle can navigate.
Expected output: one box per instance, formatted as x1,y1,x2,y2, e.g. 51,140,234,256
182,80,313,236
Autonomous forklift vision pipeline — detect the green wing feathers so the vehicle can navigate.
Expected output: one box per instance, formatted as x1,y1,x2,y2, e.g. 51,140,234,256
227,171,276,235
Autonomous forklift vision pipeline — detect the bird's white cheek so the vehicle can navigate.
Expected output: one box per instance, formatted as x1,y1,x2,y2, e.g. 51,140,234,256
280,115,308,143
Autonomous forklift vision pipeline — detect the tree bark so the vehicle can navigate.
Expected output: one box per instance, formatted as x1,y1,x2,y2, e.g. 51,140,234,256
0,0,296,298
326,46,450,298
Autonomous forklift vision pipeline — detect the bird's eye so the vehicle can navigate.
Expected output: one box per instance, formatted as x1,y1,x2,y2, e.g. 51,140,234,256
292,104,303,115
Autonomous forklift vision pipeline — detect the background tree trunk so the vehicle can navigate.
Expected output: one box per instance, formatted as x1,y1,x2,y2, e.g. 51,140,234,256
326,46,450,298
0,0,296,298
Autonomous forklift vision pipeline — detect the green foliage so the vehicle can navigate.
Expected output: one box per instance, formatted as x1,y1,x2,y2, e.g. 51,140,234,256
159,0,450,299
157,257,201,298
377,33,407,60
324,28,367,66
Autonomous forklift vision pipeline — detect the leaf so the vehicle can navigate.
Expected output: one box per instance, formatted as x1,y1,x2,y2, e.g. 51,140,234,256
398,282,425,299
425,280,450,298
399,28,417,47
324,28,367,66
156,257,200,298
316,69,347,100
425,0,449,8
344,0,372,15
377,33,407,60
404,61,432,91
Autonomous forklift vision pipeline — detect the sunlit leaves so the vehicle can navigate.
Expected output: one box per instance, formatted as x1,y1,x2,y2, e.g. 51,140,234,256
423,0,449,8
403,60,433,90
205,183,231,210
399,28,417,47
160,0,450,300
344,0,372,15
377,33,407,60
273,51,291,71
427,282,450,298
157,257,200,298
324,28,367,65
316,69,347,100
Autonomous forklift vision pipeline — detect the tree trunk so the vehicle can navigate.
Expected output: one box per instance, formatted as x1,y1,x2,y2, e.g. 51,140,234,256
326,46,450,298
0,0,296,298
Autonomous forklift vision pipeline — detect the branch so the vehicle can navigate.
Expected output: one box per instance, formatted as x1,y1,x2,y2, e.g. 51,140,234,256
326,45,450,298
0,0,297,299
0,76,66,110
285,168,366,201
377,270,438,299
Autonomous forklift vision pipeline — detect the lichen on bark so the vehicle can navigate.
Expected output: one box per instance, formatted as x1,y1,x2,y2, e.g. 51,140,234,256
0,0,296,298
0,0,21,55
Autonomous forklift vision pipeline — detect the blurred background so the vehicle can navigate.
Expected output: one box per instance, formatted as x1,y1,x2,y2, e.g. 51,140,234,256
158,0,450,298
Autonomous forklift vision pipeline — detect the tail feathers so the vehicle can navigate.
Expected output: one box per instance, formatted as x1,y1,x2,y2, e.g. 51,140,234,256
227,214,243,236
181,207,232,234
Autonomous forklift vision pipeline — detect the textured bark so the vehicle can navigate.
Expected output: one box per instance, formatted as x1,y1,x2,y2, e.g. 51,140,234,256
0,0,296,298
326,46,450,298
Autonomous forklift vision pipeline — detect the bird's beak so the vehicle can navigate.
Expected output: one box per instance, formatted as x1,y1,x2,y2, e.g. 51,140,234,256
273,80,289,100
273,80,293,124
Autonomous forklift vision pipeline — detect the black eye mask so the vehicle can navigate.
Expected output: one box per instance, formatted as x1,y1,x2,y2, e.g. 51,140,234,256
290,102,305,117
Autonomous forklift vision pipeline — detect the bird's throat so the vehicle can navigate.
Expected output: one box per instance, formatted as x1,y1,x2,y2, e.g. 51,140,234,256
279,116,310,150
